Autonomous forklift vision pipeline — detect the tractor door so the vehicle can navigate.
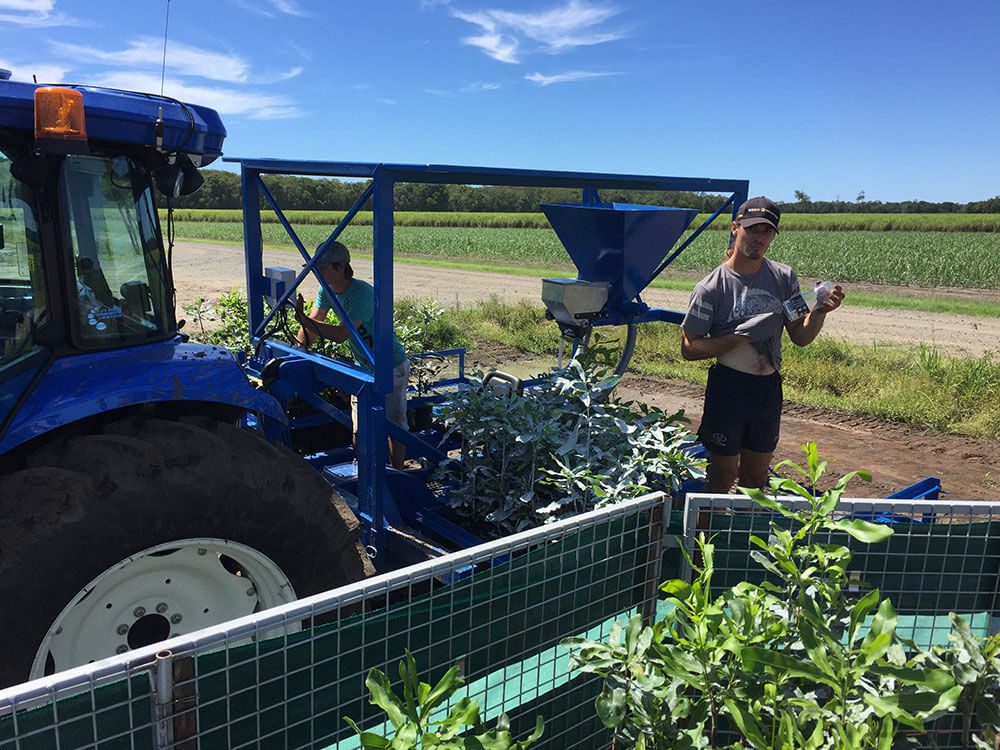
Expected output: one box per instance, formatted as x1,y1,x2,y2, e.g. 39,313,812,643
0,149,50,428
59,154,175,349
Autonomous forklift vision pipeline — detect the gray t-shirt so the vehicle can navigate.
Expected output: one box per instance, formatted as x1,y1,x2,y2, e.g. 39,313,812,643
681,259,799,371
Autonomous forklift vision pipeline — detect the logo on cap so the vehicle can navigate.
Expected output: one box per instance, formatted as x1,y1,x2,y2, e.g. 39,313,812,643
736,197,780,232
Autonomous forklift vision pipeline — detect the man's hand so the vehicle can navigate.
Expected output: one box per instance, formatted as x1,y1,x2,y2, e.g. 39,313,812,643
293,294,313,348
815,285,845,314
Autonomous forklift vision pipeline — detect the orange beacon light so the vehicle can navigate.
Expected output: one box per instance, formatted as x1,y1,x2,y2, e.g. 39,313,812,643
34,86,88,152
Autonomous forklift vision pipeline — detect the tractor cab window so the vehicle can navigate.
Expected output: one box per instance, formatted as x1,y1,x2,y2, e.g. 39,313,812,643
0,150,47,364
60,155,173,348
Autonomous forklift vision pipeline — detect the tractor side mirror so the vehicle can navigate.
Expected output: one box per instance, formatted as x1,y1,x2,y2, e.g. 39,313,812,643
153,163,184,199
154,155,204,199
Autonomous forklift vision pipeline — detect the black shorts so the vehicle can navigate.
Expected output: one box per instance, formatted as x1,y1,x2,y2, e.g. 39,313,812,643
698,363,782,457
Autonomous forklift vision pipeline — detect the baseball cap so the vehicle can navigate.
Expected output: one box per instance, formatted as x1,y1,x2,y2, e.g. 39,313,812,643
736,197,780,233
314,240,351,268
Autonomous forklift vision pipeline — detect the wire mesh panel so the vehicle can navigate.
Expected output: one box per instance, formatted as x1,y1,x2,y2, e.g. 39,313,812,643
682,493,1000,750
0,493,668,750
682,494,1000,647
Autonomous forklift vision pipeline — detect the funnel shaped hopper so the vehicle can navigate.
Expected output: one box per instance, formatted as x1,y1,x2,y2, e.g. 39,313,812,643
541,202,698,310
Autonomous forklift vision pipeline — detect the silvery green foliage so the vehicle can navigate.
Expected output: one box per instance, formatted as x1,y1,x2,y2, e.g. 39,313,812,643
437,359,704,535
913,613,1000,748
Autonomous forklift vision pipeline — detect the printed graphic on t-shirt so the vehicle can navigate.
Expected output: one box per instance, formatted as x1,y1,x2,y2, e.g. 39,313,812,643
727,288,781,324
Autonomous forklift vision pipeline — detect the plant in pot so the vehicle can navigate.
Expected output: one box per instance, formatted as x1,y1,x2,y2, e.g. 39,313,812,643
407,352,448,431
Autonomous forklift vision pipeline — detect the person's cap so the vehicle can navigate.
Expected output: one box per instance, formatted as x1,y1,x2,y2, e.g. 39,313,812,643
314,241,350,268
736,196,780,232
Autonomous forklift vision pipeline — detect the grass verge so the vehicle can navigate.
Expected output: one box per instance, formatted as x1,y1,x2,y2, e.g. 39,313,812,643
446,298,1000,441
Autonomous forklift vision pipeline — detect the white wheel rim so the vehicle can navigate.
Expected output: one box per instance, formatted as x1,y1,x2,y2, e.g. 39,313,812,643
30,538,298,680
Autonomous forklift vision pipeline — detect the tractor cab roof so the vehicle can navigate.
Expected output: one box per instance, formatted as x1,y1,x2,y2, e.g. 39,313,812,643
0,79,225,163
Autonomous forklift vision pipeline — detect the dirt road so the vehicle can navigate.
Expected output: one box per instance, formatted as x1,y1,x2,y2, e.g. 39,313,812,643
173,242,1000,358
172,241,1000,500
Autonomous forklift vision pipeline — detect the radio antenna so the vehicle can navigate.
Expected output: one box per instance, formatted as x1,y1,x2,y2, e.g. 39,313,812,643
155,0,172,151
159,0,172,97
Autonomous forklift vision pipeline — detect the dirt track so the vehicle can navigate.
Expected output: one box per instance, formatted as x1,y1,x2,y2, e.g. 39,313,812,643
172,241,1000,501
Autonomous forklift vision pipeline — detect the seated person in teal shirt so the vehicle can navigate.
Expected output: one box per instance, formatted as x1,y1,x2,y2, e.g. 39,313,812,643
294,241,410,468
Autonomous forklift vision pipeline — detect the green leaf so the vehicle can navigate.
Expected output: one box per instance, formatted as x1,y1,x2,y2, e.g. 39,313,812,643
741,488,803,520
741,648,839,689
722,698,770,749
344,717,393,749
390,722,419,749
595,687,627,728
865,685,962,728
438,698,480,739
870,665,956,691
828,518,894,543
848,588,882,643
366,668,407,729
660,579,691,598
420,665,463,722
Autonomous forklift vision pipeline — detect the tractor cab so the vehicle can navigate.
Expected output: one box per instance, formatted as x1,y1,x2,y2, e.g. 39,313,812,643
0,82,223,363
1,149,174,354
0,79,247,453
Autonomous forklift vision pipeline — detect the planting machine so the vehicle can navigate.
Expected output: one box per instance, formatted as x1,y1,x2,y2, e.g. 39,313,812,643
0,77,940,692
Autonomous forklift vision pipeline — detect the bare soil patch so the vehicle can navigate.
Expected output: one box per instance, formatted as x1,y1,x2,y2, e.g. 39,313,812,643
172,242,1000,501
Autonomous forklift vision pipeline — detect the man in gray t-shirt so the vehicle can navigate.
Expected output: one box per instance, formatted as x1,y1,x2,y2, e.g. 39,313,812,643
680,197,844,493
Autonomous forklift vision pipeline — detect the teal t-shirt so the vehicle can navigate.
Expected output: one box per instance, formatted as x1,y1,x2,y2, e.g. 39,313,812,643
315,279,407,369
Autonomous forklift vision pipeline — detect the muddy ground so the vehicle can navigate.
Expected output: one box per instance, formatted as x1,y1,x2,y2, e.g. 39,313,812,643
172,241,1000,501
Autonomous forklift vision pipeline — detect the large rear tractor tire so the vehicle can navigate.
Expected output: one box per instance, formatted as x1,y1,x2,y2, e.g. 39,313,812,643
0,417,374,689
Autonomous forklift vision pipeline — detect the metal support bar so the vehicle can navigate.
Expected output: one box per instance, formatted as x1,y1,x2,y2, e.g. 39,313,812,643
651,192,740,281
152,649,174,749
248,176,375,368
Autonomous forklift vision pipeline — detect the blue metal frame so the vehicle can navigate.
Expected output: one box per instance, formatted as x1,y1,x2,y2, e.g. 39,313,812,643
228,158,749,553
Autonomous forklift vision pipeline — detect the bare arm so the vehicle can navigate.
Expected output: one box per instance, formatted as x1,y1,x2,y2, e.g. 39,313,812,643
294,294,354,347
786,285,845,347
681,330,750,361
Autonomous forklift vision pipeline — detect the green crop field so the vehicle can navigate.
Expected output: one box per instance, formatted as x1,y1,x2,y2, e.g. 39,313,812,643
172,220,1000,289
164,209,1000,233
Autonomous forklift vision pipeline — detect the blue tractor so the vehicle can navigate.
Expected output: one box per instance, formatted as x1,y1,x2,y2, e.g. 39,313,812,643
0,77,373,688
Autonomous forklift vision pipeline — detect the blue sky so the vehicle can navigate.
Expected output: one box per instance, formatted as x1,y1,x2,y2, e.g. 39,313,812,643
2,0,998,203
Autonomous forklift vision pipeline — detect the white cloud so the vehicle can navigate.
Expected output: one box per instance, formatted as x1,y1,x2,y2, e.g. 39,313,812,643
91,71,302,120
460,81,501,92
0,0,81,27
371,96,397,106
0,58,71,84
50,37,257,84
525,69,620,86
450,9,520,63
232,0,306,17
451,0,624,62
425,88,455,97
256,66,304,84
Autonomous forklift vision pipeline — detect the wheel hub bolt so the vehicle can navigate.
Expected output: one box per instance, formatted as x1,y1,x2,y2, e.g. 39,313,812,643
156,602,169,614
170,614,183,624
246,587,256,597
116,624,128,635
197,549,207,556
133,607,146,618
116,645,128,654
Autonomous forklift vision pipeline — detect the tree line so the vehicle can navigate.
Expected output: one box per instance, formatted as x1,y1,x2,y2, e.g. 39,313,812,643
163,169,1000,214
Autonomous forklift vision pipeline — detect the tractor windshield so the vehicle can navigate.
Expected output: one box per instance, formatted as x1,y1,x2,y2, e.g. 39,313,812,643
0,150,47,364
60,154,173,348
